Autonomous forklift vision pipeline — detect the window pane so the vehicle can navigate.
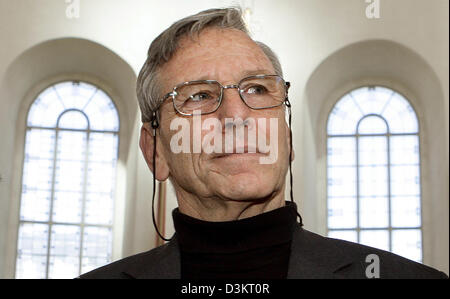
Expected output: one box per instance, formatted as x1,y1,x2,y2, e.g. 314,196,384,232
327,197,357,229
54,160,85,191
81,226,113,274
48,255,80,279
56,130,86,161
358,136,387,166
357,115,387,134
53,131,86,225
15,254,48,279
22,130,54,224
54,131,86,193
22,157,53,192
83,89,119,131
17,223,49,256
87,162,115,193
52,191,83,224
52,82,93,110
27,88,65,128
392,229,422,262
19,189,51,222
359,166,388,197
350,86,393,115
390,135,419,165
327,94,363,135
85,193,114,225
48,225,80,279
327,137,356,166
52,131,86,223
381,93,418,133
24,128,55,159
327,230,357,243
327,166,356,197
390,165,420,196
84,133,117,225
391,196,421,228
88,133,118,163
16,223,48,279
359,196,389,228
360,230,389,251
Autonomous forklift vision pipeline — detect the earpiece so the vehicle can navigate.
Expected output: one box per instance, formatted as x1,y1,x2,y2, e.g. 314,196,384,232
150,110,172,242
285,98,303,226
151,111,159,135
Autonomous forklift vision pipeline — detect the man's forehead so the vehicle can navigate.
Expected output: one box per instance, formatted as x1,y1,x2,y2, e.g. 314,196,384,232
159,28,274,87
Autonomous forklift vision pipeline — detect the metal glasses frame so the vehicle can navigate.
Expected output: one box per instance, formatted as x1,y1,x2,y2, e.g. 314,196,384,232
161,74,291,116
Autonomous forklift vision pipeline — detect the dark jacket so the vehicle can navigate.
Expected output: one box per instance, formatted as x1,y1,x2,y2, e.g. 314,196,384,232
79,225,447,279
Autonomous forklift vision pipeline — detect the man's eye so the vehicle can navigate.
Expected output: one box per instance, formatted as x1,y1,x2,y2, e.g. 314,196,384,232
188,93,211,102
245,85,268,95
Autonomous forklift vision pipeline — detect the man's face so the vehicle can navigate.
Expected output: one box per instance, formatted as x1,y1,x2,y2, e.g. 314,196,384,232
155,28,290,203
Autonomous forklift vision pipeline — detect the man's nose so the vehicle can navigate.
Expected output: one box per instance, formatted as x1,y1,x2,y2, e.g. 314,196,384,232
216,86,252,122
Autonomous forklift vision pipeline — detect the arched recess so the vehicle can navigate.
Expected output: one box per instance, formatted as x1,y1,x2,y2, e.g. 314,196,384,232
1,38,139,278
302,39,448,272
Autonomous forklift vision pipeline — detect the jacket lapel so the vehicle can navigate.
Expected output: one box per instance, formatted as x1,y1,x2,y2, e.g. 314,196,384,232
122,235,181,279
121,226,355,279
287,226,355,279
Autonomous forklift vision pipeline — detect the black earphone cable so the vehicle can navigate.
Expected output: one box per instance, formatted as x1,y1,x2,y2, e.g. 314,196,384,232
151,115,172,242
285,99,304,226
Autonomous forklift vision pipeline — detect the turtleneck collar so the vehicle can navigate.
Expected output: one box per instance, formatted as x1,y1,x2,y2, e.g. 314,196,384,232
172,201,298,254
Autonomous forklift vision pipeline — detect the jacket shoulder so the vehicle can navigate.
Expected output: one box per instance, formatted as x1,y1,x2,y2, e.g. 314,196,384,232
77,242,173,279
313,230,447,279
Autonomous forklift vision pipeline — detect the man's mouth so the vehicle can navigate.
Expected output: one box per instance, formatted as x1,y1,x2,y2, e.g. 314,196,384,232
212,152,266,159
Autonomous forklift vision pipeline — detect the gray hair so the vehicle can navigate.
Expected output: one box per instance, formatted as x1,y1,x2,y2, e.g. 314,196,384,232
136,7,284,123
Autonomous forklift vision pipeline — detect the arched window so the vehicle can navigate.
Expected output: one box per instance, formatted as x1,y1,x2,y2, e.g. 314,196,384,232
326,86,422,262
15,81,119,278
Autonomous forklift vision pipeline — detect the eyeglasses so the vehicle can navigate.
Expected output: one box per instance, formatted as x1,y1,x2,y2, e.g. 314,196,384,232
161,74,290,116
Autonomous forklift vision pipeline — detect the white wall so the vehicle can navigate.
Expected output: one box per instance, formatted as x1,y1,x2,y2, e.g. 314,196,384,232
0,0,447,277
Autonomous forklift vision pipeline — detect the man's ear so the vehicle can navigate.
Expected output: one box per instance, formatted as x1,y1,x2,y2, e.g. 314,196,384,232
291,147,295,162
139,123,170,181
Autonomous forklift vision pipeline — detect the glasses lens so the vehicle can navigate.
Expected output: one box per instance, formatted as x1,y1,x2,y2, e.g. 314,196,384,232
239,76,286,109
174,81,221,115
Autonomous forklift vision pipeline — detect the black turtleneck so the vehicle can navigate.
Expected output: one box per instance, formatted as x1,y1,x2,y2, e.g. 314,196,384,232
172,201,298,279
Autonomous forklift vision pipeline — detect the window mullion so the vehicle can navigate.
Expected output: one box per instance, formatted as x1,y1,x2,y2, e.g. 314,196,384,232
356,134,360,243
418,134,423,262
78,130,91,275
45,127,59,279
387,133,392,252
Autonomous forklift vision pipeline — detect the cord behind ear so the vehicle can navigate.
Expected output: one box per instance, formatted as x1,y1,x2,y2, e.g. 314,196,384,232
150,111,172,242
285,99,303,226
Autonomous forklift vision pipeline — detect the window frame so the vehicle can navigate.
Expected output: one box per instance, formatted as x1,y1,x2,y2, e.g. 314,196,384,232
325,85,424,262
6,76,127,278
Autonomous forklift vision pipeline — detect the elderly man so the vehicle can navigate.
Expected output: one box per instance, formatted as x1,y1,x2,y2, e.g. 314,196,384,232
80,7,446,279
